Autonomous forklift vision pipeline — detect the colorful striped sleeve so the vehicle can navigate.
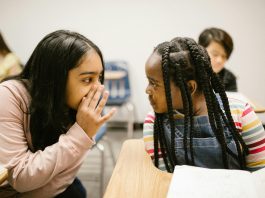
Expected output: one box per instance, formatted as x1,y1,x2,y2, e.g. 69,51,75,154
143,112,166,171
229,98,265,171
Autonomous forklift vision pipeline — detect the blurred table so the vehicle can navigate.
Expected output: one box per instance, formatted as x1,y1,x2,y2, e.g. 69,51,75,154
104,139,172,198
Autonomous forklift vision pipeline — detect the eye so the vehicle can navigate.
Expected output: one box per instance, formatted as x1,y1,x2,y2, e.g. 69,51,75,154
210,52,218,57
83,78,92,83
149,80,158,88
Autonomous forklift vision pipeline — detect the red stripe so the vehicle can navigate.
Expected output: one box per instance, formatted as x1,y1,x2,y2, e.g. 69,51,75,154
147,148,161,154
144,120,153,124
249,145,265,154
147,149,154,154
234,122,242,128
242,106,252,117
151,154,163,160
248,138,265,148
147,114,155,120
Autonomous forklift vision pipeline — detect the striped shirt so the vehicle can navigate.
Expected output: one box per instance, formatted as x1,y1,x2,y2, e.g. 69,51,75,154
143,97,265,171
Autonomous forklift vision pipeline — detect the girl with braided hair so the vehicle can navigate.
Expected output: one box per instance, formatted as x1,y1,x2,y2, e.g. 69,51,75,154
143,37,265,173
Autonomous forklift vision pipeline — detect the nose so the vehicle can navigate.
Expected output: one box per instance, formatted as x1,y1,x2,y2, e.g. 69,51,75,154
216,56,225,64
95,80,101,86
146,86,152,95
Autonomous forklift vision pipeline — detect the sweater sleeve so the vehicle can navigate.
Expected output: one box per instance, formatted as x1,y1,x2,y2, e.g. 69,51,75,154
230,98,265,171
0,83,95,194
239,103,265,171
143,112,166,171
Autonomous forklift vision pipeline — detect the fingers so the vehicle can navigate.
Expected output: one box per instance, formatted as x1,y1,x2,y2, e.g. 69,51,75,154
99,108,117,124
78,85,97,110
89,85,104,110
94,90,109,116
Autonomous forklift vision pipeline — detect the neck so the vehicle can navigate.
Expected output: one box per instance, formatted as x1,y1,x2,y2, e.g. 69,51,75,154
192,92,208,116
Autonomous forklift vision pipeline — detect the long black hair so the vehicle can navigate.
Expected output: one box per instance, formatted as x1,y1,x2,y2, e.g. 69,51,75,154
5,30,104,151
153,37,248,173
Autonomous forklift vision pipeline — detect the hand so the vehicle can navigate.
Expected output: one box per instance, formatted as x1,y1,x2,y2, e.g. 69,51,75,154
76,85,116,138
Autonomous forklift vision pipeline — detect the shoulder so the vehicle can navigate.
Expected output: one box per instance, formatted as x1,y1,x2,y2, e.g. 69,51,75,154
226,94,255,123
223,68,236,79
143,111,155,136
0,80,28,96
0,80,30,113
144,111,155,124
227,96,247,110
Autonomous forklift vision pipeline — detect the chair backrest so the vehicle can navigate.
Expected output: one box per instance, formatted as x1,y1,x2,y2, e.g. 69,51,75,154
95,124,107,143
104,61,131,105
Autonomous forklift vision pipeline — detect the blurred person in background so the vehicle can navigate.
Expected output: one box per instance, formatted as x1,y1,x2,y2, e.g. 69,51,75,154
198,27,237,92
0,31,22,81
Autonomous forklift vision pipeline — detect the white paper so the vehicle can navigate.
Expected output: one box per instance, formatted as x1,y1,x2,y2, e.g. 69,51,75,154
167,165,259,198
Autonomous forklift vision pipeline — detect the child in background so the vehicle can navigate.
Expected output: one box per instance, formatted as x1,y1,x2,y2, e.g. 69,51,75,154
0,32,22,81
198,27,237,91
143,37,265,173
0,30,116,197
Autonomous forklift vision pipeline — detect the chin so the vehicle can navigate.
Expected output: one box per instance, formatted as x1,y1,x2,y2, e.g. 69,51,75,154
153,109,166,114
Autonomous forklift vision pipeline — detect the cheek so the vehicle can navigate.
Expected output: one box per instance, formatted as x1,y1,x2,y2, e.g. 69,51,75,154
210,56,217,64
171,91,183,109
66,86,91,109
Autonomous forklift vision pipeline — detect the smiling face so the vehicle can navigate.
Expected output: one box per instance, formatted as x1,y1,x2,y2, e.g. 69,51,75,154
206,41,228,73
145,52,183,113
65,49,103,110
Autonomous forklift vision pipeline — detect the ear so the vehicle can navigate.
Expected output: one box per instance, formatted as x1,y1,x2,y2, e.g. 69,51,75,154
187,80,197,95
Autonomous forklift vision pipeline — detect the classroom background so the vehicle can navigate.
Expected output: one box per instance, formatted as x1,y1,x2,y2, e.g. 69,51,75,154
1,0,265,123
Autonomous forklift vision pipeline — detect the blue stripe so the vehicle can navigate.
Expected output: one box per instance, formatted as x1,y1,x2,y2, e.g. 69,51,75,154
242,125,264,137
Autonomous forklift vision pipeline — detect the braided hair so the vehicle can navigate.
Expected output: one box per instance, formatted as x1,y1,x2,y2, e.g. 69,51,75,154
153,37,248,173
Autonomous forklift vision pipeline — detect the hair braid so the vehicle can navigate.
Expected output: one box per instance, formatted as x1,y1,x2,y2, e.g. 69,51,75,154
161,44,178,166
172,61,194,165
153,116,159,168
183,81,195,164
157,114,174,172
200,53,248,168
178,55,195,164
185,38,229,168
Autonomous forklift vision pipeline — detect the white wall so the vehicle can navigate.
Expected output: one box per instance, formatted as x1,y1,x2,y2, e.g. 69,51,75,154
1,0,265,122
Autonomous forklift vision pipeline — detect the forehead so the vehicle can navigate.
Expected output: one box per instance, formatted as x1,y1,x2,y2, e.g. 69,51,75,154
145,52,163,80
207,41,226,54
75,50,103,73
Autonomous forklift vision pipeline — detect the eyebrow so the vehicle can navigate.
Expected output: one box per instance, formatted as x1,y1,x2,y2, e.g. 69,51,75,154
79,70,103,76
147,76,159,83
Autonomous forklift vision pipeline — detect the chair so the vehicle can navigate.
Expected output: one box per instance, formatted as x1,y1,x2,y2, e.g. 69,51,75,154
104,61,135,138
93,124,115,197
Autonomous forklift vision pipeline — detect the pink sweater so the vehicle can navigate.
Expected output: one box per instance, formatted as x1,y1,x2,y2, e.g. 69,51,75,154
0,80,95,197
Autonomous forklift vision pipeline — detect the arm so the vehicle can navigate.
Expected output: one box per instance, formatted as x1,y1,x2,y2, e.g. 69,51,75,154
143,112,166,171
225,76,237,92
0,84,94,193
239,103,265,171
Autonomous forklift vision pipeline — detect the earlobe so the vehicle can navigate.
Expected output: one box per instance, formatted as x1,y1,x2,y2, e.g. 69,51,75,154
187,80,197,95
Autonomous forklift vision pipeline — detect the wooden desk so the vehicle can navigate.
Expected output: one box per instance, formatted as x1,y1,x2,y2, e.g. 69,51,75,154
0,166,8,185
104,139,172,198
